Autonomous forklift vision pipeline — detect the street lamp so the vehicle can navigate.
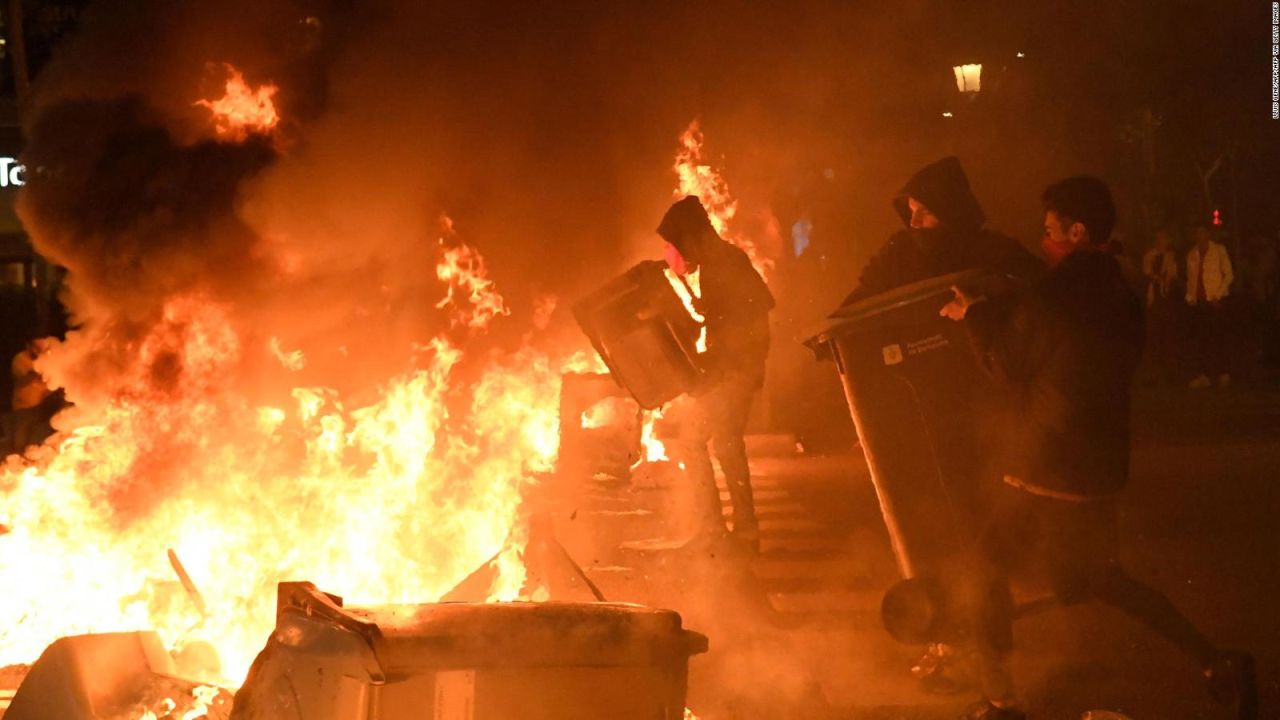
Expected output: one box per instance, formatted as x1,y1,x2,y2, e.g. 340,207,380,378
953,63,982,94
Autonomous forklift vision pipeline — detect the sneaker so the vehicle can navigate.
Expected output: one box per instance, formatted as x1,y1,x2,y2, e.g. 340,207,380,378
1205,651,1257,719
1217,373,1232,387
1188,374,1212,390
960,700,1027,720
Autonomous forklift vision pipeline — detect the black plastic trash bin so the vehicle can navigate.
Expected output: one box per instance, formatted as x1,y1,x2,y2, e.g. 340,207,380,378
805,270,999,581
573,260,704,410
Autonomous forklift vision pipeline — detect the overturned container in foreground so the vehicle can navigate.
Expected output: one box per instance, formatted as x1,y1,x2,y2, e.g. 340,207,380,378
231,582,707,720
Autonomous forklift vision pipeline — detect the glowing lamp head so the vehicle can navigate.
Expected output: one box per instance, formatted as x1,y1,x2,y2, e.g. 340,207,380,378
953,63,982,94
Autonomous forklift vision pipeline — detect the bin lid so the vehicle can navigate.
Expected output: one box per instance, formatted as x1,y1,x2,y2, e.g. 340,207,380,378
804,269,992,351
356,601,680,638
276,595,708,672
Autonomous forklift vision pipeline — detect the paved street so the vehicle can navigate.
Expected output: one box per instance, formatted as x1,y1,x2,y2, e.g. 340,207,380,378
556,387,1280,719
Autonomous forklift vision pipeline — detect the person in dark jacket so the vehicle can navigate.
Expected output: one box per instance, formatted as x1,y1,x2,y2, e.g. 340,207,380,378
841,156,1043,307
658,196,774,552
841,157,1044,693
941,177,1256,720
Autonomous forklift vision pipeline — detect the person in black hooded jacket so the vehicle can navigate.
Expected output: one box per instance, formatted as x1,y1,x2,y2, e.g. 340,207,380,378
658,195,774,552
841,156,1043,307
941,177,1255,720
840,157,1044,694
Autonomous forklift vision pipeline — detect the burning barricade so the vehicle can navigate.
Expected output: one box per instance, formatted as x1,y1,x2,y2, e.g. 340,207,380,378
0,45,719,718
0,6,771,710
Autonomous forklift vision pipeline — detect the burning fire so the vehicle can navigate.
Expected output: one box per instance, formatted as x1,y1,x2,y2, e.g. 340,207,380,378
195,64,280,141
639,408,667,463
0,213,575,684
559,349,609,376
673,120,772,279
138,684,223,720
580,397,626,430
436,225,510,330
0,64,719,699
664,265,708,355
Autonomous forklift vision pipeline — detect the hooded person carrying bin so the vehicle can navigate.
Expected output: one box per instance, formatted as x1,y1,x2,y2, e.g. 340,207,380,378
658,196,774,553
832,157,1043,695
841,156,1043,307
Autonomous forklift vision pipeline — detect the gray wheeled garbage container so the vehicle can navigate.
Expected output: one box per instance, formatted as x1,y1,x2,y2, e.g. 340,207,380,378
231,582,708,720
805,270,998,580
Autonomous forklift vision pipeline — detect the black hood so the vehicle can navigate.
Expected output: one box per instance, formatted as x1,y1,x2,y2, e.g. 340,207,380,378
892,156,986,231
657,195,714,251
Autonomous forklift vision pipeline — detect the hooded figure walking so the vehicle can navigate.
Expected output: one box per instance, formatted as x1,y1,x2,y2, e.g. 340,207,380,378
658,195,774,553
841,156,1043,307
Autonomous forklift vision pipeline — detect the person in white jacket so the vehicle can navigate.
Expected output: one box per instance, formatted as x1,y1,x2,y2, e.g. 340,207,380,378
1185,225,1234,388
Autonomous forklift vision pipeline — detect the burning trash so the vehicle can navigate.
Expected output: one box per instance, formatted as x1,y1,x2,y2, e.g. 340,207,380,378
0,50,585,692
1,577,707,720
558,372,642,479
231,582,706,720
0,23,719,716
4,631,232,720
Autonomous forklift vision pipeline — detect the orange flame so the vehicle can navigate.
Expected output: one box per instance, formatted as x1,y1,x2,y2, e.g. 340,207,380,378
559,350,609,375
435,239,510,330
639,408,667,463
580,398,620,429
663,266,707,354
195,64,280,141
139,684,223,720
673,119,772,279
0,220,573,685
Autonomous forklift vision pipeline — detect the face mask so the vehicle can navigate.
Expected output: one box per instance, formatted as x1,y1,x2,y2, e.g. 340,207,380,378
664,242,689,275
1042,236,1107,266
1040,235,1076,266
913,226,949,250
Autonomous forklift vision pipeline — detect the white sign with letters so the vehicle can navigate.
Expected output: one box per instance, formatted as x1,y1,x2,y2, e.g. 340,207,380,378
0,157,25,187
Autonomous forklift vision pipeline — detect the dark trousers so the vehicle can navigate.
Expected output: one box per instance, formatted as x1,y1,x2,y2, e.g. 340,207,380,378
1145,298,1180,383
678,373,759,534
974,484,1217,701
1188,302,1230,378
